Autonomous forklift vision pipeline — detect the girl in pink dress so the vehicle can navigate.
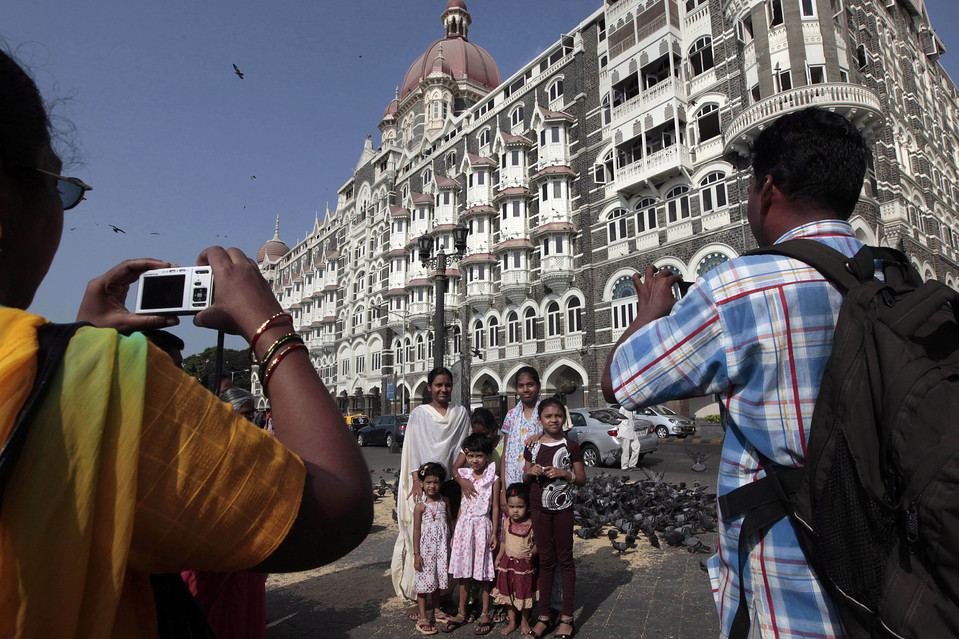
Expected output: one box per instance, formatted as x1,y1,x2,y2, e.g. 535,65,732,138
413,462,452,635
445,434,500,635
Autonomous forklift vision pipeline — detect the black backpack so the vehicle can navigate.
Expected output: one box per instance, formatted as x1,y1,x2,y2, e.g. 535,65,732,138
719,240,959,639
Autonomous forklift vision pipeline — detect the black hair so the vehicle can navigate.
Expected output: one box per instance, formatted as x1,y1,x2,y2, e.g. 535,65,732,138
427,366,454,386
462,433,493,455
515,366,541,387
750,107,867,219
504,482,530,505
471,407,498,434
417,462,447,482
0,49,51,190
538,396,567,421
140,329,185,354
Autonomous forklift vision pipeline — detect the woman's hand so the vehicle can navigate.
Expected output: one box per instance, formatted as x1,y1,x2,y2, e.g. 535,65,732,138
408,478,423,500
524,433,542,448
192,246,284,341
543,466,571,481
457,476,477,499
528,463,545,477
76,258,179,333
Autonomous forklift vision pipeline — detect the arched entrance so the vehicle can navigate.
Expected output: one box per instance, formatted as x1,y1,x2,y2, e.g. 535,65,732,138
543,361,587,409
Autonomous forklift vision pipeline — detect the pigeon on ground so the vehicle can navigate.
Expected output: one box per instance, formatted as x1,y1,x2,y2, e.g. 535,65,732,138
685,446,710,472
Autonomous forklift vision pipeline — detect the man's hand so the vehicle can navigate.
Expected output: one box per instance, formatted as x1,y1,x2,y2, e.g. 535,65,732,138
77,258,179,333
601,265,682,403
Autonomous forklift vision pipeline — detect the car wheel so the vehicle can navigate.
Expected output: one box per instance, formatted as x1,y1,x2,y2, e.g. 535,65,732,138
357,433,367,447
581,444,600,467
656,425,670,439
386,433,394,449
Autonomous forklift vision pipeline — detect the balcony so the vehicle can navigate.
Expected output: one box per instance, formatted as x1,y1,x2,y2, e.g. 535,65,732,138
666,220,694,242
546,337,562,353
610,77,682,125
701,208,731,231
541,255,574,294
467,280,495,313
687,67,717,96
725,83,883,157
684,3,709,31
501,270,530,305
608,144,691,195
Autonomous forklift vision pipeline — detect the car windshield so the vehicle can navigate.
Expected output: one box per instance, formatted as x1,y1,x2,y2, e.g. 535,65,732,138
588,409,624,424
655,405,677,416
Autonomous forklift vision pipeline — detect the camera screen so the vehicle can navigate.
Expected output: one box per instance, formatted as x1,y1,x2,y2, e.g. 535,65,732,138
140,274,186,310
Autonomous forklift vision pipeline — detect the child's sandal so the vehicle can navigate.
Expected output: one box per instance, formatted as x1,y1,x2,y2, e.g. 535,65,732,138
524,616,552,639
417,619,439,635
441,615,467,633
474,614,493,635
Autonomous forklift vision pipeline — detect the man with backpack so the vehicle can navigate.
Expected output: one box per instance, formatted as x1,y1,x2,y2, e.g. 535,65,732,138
601,107,870,638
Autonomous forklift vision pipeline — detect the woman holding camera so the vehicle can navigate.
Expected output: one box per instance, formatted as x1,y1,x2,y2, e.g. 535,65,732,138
0,49,372,638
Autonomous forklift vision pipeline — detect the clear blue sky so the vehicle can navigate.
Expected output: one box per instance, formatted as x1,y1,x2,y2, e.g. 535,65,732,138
5,0,959,357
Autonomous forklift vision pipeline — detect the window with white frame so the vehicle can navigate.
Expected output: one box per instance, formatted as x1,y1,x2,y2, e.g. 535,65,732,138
469,264,487,282
446,151,456,171
696,104,721,143
635,197,658,233
602,95,611,126
372,351,381,371
422,167,432,186
548,78,564,102
607,208,629,243
775,68,792,92
356,355,365,374
488,316,500,347
428,332,434,360
700,172,728,213
807,64,826,84
479,128,490,147
507,311,519,343
542,235,565,256
685,0,707,9
594,150,614,184
800,0,816,18
566,298,582,332
342,358,350,377
546,302,561,337
406,338,413,363
768,0,784,26
611,276,638,331
511,105,525,128
666,186,691,223
473,319,485,349
416,335,425,361
524,308,537,340
689,37,714,77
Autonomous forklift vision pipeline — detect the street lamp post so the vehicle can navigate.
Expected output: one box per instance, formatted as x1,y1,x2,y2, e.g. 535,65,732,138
418,224,470,372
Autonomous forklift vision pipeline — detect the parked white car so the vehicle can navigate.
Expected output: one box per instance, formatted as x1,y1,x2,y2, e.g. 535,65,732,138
567,408,659,467
638,404,696,439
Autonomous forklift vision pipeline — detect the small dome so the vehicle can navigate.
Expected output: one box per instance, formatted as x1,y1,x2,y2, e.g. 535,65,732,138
446,0,468,9
257,217,290,265
383,96,400,119
401,37,499,99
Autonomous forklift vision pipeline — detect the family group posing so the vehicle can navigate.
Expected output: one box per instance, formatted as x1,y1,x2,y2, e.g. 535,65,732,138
391,367,586,638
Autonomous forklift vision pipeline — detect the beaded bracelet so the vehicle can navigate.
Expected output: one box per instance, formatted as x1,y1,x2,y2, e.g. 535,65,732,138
261,342,308,392
256,332,303,368
248,313,293,361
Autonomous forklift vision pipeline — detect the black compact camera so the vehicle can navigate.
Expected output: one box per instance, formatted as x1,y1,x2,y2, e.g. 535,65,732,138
134,267,214,315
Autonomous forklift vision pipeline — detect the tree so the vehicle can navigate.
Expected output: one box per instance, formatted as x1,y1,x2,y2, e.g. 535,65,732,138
182,346,252,392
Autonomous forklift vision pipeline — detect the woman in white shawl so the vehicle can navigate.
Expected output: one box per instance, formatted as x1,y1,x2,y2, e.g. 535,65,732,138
392,366,472,606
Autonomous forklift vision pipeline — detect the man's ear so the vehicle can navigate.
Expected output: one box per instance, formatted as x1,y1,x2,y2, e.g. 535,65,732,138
757,174,775,218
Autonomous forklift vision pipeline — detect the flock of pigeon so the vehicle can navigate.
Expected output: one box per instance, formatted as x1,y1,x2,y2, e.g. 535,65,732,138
372,466,717,557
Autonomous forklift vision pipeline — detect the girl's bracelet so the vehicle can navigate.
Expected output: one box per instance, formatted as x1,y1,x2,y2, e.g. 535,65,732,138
248,313,294,361
256,332,303,368
261,342,308,392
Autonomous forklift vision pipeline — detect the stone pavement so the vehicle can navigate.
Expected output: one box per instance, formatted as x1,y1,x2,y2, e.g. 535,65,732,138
264,493,720,638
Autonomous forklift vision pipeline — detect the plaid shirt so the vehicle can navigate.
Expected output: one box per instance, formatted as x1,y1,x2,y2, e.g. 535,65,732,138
610,220,866,638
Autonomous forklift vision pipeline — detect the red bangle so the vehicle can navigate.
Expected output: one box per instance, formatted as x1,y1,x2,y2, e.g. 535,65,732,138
261,342,308,392
249,313,293,362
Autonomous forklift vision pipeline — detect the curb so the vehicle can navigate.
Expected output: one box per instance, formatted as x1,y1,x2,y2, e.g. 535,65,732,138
661,437,724,445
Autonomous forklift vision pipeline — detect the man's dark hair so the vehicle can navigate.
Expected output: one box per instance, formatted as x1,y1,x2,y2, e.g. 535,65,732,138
140,329,184,354
750,107,868,219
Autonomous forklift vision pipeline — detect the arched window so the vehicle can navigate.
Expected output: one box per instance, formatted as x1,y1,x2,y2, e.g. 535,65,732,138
611,276,638,331
635,197,657,233
666,186,691,223
479,128,490,147
547,302,562,337
422,167,433,187
446,151,457,171
696,104,721,143
507,311,520,344
488,316,500,347
416,335,425,361
474,319,485,349
567,298,583,332
689,37,714,77
700,172,727,213
602,95,611,126
427,332,434,360
524,308,537,341
451,326,461,354
548,78,564,102
595,150,614,184
406,337,414,363
394,339,403,365
511,105,525,128
607,208,629,242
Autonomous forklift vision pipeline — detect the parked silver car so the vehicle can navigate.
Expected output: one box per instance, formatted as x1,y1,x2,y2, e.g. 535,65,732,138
567,408,659,467
639,404,697,439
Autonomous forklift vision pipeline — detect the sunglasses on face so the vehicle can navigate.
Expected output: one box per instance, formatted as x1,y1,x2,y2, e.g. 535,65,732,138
35,167,93,210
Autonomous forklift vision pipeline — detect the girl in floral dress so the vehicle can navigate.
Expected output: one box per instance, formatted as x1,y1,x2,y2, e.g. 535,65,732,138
413,463,452,635
445,434,500,635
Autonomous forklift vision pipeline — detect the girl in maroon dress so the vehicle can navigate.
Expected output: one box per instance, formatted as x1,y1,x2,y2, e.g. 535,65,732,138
492,483,537,636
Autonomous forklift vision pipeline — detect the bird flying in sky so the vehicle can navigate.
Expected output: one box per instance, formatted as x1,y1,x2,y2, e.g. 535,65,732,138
108,224,125,234
233,64,244,79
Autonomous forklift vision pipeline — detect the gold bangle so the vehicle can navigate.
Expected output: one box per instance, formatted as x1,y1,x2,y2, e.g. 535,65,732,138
248,313,293,361
262,342,308,392
257,332,303,368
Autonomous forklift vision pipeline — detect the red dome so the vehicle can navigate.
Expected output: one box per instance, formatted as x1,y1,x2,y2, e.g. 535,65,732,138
257,238,289,265
383,97,399,119
401,36,500,100
446,0,468,9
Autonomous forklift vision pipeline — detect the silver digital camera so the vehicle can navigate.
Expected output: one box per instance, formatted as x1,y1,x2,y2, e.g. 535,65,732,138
134,266,213,315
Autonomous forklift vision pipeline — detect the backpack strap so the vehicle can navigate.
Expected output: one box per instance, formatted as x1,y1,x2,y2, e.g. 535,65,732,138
746,240,913,294
0,322,86,509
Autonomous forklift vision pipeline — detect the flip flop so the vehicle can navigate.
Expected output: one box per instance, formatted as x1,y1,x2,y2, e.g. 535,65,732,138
417,620,439,635
442,615,467,633
475,615,493,635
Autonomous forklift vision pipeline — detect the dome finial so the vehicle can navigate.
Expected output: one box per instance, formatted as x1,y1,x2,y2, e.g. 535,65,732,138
273,214,281,240
442,0,470,39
